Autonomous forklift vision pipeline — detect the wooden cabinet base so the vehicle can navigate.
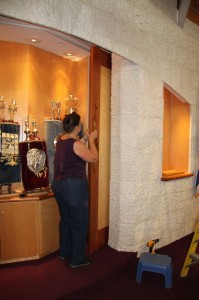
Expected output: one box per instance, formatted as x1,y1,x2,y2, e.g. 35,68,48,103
0,196,60,264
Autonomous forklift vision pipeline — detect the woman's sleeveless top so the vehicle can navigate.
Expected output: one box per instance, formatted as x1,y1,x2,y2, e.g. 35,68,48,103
54,138,87,181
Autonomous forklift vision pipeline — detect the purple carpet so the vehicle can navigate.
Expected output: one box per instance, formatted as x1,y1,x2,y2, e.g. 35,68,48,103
0,234,198,300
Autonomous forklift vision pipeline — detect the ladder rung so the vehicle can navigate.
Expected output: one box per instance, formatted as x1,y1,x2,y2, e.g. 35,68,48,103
190,252,199,262
180,220,199,277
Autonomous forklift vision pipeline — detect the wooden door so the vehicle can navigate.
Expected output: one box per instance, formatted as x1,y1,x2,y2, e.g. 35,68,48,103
88,46,111,252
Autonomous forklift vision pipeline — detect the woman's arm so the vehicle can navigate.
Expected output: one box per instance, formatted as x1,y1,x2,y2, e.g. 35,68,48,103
74,130,98,163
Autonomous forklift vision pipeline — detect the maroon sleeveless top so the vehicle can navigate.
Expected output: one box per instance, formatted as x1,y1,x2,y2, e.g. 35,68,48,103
54,138,87,181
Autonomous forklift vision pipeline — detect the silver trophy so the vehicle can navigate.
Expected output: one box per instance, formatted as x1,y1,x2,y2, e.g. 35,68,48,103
57,102,61,120
32,120,39,140
49,100,62,120
24,118,31,141
49,100,56,120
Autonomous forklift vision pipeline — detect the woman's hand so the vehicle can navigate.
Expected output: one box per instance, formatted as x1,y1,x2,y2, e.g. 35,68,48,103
88,129,97,141
74,129,98,163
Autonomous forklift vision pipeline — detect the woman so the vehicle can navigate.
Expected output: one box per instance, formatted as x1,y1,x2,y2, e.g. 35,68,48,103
52,112,98,268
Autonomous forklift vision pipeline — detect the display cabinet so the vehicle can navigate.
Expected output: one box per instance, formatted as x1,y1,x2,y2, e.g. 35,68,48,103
0,194,59,264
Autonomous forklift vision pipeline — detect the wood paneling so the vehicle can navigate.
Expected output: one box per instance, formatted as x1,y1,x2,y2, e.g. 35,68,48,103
0,41,88,139
0,201,38,262
98,66,111,230
187,0,199,26
88,46,111,252
38,198,60,256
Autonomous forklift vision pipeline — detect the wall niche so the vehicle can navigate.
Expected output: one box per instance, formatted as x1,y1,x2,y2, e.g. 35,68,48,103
161,84,192,181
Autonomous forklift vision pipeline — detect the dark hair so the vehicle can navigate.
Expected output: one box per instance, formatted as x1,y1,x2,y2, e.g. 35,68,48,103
63,112,80,133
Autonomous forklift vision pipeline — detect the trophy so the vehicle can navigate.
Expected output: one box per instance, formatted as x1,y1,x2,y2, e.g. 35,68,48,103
8,99,17,122
49,100,62,120
65,94,79,114
49,100,56,120
57,102,61,120
0,96,6,121
24,117,31,141
32,120,39,140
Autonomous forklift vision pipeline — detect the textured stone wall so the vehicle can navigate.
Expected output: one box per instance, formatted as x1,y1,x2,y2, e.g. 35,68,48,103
1,0,199,253
110,54,199,254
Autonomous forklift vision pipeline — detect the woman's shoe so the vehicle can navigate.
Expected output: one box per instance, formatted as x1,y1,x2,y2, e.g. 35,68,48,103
69,258,91,268
58,255,68,261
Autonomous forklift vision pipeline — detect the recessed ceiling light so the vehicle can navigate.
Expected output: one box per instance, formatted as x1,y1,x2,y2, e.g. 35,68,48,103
26,37,41,43
63,52,80,61
63,51,74,57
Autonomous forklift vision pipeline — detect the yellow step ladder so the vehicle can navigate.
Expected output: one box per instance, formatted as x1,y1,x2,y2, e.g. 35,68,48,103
180,221,199,277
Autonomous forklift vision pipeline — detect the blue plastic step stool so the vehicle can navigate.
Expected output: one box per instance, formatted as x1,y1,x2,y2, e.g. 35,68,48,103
136,252,172,289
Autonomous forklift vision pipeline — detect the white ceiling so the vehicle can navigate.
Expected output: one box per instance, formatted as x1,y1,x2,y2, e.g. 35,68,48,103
0,15,91,62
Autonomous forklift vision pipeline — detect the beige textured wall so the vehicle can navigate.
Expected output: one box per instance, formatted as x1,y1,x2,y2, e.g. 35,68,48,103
110,54,199,254
1,0,199,253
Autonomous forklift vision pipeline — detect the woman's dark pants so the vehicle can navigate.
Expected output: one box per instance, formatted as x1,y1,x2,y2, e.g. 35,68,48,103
52,177,89,265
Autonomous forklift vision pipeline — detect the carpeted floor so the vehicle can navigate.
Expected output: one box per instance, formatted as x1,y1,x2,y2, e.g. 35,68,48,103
0,234,198,300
